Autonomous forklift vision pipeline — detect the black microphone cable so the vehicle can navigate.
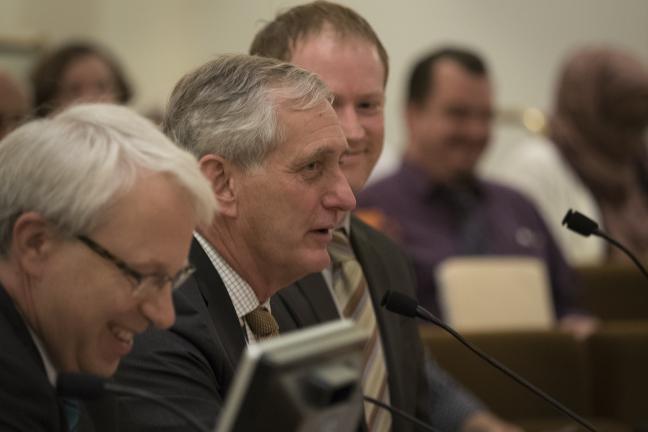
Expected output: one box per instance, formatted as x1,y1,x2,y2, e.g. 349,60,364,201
563,209,648,281
59,373,443,432
382,291,599,432
57,372,210,432
363,396,440,432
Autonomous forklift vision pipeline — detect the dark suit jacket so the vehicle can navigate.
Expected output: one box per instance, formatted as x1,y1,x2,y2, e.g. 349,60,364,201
112,238,297,431
271,215,433,431
0,283,67,431
0,283,113,432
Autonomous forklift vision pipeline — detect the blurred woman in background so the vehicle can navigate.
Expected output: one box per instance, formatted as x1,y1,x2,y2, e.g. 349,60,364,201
491,46,648,265
31,41,132,117
0,71,30,139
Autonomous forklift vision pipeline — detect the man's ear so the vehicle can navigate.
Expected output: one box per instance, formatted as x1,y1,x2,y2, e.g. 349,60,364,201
10,212,56,276
199,154,239,217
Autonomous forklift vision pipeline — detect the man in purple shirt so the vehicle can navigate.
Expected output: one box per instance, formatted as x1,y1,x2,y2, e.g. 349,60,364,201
359,47,597,336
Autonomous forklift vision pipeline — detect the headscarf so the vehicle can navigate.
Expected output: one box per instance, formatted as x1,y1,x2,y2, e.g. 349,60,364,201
549,46,648,261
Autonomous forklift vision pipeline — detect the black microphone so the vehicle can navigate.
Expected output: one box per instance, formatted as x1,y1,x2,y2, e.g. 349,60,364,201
562,209,648,280
381,291,599,432
56,372,210,432
363,395,440,432
562,209,599,237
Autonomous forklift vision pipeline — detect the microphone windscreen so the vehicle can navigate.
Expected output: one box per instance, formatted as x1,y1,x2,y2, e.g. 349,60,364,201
562,209,599,237
381,291,418,317
56,372,106,400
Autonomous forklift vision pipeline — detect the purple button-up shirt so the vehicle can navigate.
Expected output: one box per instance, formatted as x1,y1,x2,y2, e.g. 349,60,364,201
358,161,580,318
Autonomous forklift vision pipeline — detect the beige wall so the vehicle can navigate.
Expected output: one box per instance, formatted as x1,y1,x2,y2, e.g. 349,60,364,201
2,0,647,173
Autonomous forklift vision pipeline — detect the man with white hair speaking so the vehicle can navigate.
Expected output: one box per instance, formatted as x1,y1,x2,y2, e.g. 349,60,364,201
0,104,216,431
111,54,356,431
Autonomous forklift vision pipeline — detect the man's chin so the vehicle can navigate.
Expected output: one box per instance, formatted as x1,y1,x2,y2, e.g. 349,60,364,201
450,170,478,185
301,252,332,275
80,356,120,378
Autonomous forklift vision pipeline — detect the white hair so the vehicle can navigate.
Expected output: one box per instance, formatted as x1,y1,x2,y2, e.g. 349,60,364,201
0,103,216,256
164,53,332,168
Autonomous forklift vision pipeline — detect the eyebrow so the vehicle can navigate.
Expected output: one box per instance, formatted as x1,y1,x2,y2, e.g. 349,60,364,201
128,258,176,275
294,147,340,166
360,92,385,99
334,91,384,101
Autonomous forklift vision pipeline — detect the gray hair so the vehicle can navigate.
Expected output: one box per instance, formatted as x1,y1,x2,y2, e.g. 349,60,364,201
0,103,216,257
163,53,332,168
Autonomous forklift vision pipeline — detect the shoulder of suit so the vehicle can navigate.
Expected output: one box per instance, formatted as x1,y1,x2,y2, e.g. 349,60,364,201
350,215,409,260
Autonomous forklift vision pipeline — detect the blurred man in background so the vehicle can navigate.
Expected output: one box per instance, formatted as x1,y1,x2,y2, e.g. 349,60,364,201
359,47,597,337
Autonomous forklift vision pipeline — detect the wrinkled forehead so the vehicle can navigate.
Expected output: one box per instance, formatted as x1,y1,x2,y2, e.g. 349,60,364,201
269,101,344,158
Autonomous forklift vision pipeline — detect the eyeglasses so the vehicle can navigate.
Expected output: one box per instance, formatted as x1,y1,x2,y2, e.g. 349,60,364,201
77,235,195,297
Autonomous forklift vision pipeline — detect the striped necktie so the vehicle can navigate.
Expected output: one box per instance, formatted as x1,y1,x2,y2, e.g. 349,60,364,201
329,229,391,432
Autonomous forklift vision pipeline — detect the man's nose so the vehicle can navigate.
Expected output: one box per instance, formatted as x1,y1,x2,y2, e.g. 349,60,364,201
338,106,365,142
140,287,176,330
324,169,356,212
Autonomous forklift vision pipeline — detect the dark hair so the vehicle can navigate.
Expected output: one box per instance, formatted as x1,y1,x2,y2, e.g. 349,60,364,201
407,47,488,106
250,0,389,85
30,42,133,117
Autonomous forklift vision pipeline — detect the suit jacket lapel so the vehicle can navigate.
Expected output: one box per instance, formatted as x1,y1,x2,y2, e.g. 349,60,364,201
189,239,246,370
273,273,340,333
349,217,403,395
297,273,340,322
349,216,387,310
0,284,68,431
0,284,44,367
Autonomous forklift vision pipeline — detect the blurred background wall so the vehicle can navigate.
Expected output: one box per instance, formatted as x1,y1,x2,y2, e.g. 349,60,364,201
2,0,647,176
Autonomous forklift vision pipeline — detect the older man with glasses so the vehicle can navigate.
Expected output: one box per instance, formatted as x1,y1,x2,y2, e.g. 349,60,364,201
76,235,197,294
0,103,216,432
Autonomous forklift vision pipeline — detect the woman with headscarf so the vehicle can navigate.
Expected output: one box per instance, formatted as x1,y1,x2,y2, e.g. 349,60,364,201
490,46,648,265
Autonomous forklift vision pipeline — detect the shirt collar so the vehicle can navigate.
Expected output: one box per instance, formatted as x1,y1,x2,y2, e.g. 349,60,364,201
193,232,262,320
336,212,352,236
27,327,58,387
399,159,485,201
398,159,434,198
